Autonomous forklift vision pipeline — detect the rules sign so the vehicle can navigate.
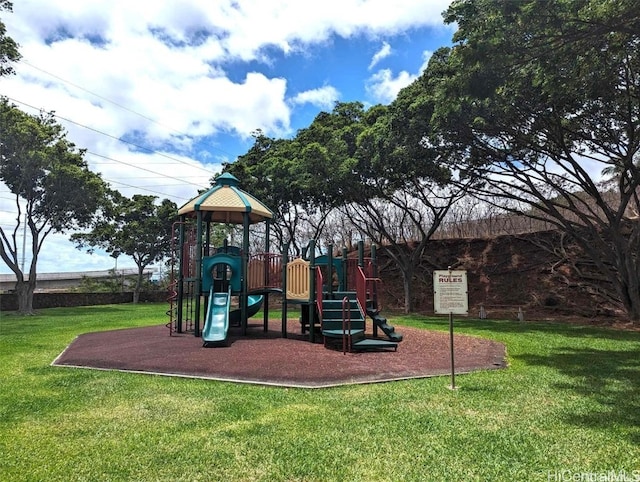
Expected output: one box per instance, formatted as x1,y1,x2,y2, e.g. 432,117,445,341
433,270,468,315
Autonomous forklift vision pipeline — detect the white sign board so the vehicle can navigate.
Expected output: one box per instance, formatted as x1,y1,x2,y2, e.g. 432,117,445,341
433,270,468,315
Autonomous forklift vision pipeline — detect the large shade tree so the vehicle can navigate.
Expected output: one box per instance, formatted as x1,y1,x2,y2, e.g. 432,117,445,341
0,1,20,76
226,103,385,255
337,79,470,313
431,0,640,321
227,99,468,312
0,99,110,313
225,107,364,256
223,132,310,255
72,193,177,303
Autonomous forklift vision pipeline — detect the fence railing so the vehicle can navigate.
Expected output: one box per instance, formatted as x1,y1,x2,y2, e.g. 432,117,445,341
248,253,282,291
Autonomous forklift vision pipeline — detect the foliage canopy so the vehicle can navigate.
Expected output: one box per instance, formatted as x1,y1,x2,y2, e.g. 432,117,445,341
429,0,640,320
0,98,110,313
72,194,177,302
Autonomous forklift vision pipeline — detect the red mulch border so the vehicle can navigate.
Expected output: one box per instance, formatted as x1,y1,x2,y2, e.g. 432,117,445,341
52,322,507,388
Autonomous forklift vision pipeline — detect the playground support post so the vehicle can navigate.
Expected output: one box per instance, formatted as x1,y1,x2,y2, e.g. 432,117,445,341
281,242,289,338
194,210,203,337
371,243,378,337
327,244,333,300
205,221,211,255
241,213,250,335
308,239,316,343
341,247,348,291
263,220,271,332
176,218,185,333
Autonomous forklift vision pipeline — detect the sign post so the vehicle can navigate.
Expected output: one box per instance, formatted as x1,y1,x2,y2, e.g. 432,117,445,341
433,268,468,390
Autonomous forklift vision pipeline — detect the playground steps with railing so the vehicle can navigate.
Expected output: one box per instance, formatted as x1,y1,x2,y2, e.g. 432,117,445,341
330,291,403,342
321,294,398,351
366,309,403,342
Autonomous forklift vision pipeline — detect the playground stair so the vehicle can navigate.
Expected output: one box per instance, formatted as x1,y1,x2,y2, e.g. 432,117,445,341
367,309,403,342
321,295,398,352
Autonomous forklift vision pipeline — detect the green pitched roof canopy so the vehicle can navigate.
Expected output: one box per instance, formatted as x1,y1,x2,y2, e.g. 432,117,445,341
178,173,273,224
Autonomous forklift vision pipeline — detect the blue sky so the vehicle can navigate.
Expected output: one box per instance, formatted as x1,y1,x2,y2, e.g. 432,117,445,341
0,0,455,276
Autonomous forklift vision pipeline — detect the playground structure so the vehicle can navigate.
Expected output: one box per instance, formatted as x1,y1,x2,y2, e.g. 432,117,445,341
166,173,402,352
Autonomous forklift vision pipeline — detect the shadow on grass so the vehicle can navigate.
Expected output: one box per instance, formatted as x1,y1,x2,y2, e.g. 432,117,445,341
518,346,640,444
399,316,640,342
397,316,640,443
3,304,152,318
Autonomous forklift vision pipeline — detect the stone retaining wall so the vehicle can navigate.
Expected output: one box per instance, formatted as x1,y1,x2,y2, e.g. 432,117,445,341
0,291,167,311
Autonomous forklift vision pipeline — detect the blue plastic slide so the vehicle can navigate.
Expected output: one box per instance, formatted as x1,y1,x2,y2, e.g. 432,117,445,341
202,287,231,345
229,294,264,325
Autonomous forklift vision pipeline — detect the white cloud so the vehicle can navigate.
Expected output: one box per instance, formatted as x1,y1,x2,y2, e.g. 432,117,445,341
365,49,434,103
290,86,340,110
366,69,416,104
418,49,435,74
5,1,449,141
369,41,392,70
0,0,452,273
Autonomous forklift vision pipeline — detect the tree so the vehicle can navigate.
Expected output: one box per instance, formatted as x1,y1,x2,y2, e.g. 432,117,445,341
227,99,469,312
0,1,20,76
72,194,177,303
432,0,640,321
0,98,110,313
336,94,469,313
340,184,462,313
224,128,339,255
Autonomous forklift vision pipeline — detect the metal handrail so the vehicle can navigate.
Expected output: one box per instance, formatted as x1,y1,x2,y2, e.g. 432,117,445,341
356,266,383,315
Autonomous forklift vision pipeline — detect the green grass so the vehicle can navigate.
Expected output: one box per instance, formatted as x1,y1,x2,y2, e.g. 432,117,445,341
1,304,639,481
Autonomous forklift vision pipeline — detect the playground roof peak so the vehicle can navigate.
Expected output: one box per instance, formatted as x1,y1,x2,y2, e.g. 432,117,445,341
177,173,273,224
215,172,239,187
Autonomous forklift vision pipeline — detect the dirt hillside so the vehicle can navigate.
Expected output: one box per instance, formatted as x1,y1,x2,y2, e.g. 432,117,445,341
376,229,625,323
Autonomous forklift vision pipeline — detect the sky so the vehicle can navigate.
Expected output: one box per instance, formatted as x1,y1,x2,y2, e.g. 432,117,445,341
0,0,456,277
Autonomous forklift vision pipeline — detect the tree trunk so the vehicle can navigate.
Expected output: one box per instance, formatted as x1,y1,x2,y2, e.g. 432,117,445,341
133,265,144,304
585,230,640,324
14,277,36,314
617,262,640,323
133,266,144,305
400,262,414,314
627,299,640,323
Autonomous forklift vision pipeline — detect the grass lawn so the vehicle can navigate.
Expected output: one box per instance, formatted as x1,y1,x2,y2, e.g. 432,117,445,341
1,303,639,481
